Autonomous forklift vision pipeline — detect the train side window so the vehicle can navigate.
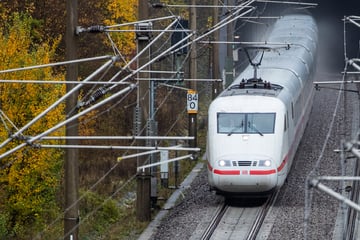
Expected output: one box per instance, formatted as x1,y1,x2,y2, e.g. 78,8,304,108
284,114,287,131
291,102,294,119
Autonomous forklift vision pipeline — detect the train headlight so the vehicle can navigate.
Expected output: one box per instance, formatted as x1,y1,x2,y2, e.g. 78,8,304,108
218,160,231,167
259,160,271,167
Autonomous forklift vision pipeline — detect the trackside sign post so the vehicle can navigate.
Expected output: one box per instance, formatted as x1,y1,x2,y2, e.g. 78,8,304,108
187,89,198,114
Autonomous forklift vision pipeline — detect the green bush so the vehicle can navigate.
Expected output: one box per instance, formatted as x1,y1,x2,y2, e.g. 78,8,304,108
80,190,122,238
0,213,9,238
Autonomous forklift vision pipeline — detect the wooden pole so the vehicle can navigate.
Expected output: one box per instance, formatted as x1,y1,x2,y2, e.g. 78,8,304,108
64,0,79,239
189,0,197,149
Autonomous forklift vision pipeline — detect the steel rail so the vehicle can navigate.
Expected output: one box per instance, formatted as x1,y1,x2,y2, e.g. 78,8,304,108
201,203,229,240
199,192,277,240
246,192,277,240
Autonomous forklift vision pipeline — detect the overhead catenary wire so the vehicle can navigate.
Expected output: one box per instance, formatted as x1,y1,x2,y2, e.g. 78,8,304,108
75,16,188,109
60,74,136,136
256,0,317,6
101,3,258,149
138,1,257,63
153,4,253,8
43,3,265,238
105,31,129,64
39,90,198,237
77,33,193,120
92,15,177,30
77,18,182,107
210,1,255,33
116,57,193,145
0,109,22,136
38,135,195,141
2,1,262,236
0,57,117,151
0,111,11,134
0,79,134,85
56,10,230,235
105,29,193,33
61,1,318,238
137,154,193,172
0,55,112,74
38,144,200,152
152,0,317,8
0,15,194,151
135,78,222,81
79,18,193,108
0,84,136,161
38,104,193,237
0,30,200,232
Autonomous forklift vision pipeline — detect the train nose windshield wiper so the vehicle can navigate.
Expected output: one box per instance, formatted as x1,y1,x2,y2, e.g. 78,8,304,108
227,128,236,136
248,122,263,136
227,121,244,136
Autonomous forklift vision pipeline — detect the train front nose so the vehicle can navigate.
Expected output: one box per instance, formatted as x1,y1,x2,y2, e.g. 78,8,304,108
209,158,278,193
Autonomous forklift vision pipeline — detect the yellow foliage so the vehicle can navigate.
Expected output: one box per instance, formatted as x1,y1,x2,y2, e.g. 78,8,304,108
0,13,65,233
103,0,137,59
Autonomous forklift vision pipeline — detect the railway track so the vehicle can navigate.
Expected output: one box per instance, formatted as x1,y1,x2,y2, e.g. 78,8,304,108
200,192,278,240
201,203,229,240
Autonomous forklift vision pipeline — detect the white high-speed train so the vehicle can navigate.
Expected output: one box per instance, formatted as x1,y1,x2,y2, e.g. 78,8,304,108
207,12,318,195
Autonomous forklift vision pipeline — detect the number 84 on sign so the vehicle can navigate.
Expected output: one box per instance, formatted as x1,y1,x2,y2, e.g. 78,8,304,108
187,89,198,114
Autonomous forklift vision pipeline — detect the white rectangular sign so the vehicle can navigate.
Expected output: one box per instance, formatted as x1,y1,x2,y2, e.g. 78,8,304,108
187,89,198,114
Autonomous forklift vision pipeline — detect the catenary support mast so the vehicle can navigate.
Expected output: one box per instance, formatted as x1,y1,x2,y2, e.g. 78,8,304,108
64,0,80,239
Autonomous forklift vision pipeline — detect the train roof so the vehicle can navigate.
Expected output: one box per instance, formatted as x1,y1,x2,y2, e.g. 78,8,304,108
222,78,283,97
222,13,317,99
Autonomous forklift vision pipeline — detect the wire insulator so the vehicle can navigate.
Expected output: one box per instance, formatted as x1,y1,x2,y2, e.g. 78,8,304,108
152,3,166,8
88,25,105,33
86,87,108,105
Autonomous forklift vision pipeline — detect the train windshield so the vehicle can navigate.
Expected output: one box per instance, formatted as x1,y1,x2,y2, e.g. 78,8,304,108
217,113,276,135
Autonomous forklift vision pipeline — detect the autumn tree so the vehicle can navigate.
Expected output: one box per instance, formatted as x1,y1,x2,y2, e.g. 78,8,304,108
76,0,139,191
104,0,137,59
0,0,139,237
0,13,65,239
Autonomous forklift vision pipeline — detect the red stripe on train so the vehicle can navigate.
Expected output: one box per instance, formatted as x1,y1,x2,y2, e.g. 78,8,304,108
277,155,288,172
213,169,241,175
249,169,276,175
213,168,277,175
207,162,213,172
